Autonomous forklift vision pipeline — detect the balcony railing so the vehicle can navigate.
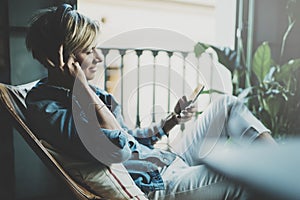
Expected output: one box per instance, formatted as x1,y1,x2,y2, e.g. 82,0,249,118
95,47,231,132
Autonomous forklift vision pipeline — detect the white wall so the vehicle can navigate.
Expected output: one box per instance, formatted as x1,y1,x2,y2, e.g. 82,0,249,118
215,0,237,49
79,0,216,46
78,0,236,47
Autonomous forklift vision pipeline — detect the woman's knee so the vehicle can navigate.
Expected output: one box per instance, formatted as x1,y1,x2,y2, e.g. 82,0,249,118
214,95,241,111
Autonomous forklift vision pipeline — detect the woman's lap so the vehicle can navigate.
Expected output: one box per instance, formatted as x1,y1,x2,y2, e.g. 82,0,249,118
149,157,249,200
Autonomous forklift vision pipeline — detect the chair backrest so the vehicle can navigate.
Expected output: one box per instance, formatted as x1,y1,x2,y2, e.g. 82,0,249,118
0,81,102,200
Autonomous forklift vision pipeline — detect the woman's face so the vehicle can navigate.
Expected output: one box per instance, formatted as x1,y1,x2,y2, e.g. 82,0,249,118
76,46,102,81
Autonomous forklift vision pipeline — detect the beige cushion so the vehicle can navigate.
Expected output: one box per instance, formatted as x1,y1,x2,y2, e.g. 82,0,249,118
41,140,147,200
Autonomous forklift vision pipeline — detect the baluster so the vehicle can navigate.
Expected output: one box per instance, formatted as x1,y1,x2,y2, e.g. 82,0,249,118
119,49,126,115
195,57,200,120
151,50,159,123
181,52,188,95
101,48,109,91
135,49,143,128
196,57,200,85
167,51,173,114
181,52,188,132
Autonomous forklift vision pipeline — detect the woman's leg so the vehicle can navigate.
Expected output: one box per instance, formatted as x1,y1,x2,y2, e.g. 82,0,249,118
172,95,272,166
149,95,271,200
148,157,250,200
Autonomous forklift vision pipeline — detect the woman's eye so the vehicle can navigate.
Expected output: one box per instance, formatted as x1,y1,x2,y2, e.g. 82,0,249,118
86,50,93,55
85,47,96,55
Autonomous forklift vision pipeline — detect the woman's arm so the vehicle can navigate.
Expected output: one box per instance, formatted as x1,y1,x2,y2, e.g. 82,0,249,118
74,81,123,130
43,46,132,163
46,45,123,131
115,96,196,148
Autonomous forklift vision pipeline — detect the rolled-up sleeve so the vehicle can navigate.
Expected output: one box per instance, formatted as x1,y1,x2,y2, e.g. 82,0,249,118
98,129,134,163
27,97,133,165
113,104,167,149
127,120,166,149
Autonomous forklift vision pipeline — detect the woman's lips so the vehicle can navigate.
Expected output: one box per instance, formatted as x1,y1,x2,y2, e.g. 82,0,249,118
89,67,97,72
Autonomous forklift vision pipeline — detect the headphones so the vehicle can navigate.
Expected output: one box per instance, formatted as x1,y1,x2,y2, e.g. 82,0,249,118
55,4,73,32
54,4,74,61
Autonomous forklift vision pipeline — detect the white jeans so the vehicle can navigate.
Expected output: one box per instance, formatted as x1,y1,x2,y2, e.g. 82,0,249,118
149,95,270,200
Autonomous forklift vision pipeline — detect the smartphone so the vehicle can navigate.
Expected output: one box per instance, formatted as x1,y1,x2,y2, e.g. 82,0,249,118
189,83,205,104
177,84,205,117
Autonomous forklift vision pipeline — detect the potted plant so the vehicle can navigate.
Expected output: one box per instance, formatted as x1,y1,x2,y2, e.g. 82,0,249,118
194,0,300,138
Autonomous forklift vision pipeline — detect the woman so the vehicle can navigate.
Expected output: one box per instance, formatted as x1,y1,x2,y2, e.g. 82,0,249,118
25,4,276,199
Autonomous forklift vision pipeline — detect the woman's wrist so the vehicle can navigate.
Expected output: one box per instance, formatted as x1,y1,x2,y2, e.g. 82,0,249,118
162,112,178,135
169,112,179,125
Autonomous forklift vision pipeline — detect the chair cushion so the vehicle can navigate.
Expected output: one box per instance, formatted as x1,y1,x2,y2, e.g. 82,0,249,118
42,140,147,200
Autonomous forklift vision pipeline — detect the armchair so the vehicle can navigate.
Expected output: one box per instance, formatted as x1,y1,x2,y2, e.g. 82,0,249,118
0,81,102,200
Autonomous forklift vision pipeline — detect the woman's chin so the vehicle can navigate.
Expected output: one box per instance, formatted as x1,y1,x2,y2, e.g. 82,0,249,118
84,69,98,81
86,74,96,81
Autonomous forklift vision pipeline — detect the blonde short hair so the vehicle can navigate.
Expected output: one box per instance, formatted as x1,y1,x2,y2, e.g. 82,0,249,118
26,4,100,67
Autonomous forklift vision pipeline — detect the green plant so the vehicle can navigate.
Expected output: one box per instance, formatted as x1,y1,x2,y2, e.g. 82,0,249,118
251,42,300,137
194,0,300,137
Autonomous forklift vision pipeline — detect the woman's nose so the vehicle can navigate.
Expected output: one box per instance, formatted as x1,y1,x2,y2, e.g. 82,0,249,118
93,49,103,63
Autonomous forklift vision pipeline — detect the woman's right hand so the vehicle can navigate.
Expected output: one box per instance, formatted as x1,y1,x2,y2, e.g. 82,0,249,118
173,96,196,124
44,45,88,88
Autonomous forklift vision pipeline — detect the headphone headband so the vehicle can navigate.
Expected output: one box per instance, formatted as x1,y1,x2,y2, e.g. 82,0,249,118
55,4,73,24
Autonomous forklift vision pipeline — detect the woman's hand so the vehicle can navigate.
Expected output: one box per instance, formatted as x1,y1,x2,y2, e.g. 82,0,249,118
162,96,197,135
173,96,197,124
44,45,88,88
174,96,191,115
175,103,197,124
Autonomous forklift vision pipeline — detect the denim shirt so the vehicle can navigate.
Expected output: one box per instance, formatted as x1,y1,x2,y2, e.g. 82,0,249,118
25,78,177,193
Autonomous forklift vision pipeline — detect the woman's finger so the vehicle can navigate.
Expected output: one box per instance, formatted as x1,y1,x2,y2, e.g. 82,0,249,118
180,97,191,109
186,105,197,113
66,54,76,68
62,53,78,76
45,58,55,68
176,116,192,123
177,110,193,120
58,45,65,68
181,110,193,118
72,61,80,68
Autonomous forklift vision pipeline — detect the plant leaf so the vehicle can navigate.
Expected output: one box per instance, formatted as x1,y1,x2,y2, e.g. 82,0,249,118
194,42,210,58
275,59,300,86
262,95,283,121
264,66,276,83
210,46,239,73
237,87,253,100
280,19,295,61
252,42,272,83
